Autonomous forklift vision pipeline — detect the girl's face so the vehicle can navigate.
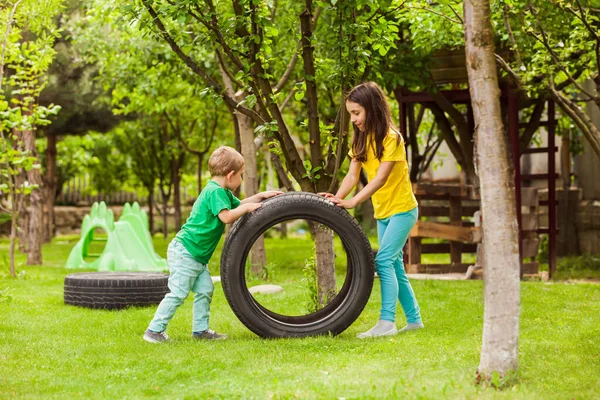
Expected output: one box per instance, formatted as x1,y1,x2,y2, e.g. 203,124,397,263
346,100,366,132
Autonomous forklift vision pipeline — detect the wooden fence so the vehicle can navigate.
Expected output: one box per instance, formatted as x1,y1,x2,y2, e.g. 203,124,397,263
56,175,196,206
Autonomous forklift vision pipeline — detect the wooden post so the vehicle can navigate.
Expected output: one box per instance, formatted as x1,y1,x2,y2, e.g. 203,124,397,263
408,237,422,268
449,195,462,264
548,99,557,277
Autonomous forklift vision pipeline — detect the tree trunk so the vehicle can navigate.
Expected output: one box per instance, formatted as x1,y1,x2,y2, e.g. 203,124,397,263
354,171,375,233
15,184,28,254
238,111,267,276
172,153,184,232
218,54,268,276
12,128,28,253
9,200,18,277
43,132,57,243
464,0,521,382
173,170,181,232
407,103,424,182
197,153,204,194
162,196,169,239
312,223,337,306
147,187,155,234
27,179,44,265
21,126,43,265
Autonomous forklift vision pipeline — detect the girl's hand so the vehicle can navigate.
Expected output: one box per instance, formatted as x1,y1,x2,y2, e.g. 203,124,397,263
328,197,356,209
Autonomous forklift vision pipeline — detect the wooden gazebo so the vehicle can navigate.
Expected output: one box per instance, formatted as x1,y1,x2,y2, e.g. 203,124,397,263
395,49,557,277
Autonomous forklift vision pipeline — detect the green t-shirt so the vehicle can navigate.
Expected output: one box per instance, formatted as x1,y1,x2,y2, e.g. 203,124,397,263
175,180,241,264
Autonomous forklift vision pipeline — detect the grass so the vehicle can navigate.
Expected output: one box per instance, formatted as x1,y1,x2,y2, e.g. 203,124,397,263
1,235,599,399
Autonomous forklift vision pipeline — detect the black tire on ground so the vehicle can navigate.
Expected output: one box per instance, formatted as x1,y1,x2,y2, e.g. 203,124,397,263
221,192,374,338
64,272,169,310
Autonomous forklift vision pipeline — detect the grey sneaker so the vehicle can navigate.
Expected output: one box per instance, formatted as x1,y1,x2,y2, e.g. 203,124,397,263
143,329,170,343
192,329,228,340
357,326,398,339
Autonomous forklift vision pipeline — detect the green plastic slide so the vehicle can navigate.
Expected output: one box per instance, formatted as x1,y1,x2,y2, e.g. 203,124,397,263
65,202,167,272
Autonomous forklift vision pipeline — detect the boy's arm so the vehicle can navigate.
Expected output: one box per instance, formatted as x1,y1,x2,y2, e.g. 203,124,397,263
218,202,262,224
240,190,283,204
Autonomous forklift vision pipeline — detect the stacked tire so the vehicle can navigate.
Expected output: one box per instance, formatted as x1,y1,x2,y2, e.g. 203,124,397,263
64,272,169,310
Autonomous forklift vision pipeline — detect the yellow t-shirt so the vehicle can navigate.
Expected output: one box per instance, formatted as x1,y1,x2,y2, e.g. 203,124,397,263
350,130,418,219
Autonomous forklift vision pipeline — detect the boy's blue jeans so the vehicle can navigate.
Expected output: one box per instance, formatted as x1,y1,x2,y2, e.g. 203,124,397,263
376,207,422,324
148,240,214,333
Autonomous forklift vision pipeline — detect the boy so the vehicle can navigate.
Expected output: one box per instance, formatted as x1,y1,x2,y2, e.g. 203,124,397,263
144,146,282,343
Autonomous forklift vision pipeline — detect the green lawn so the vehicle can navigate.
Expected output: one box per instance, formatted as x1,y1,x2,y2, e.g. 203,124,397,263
1,235,599,399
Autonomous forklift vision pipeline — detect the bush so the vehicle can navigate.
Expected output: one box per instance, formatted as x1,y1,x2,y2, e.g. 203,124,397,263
554,255,600,280
0,213,11,225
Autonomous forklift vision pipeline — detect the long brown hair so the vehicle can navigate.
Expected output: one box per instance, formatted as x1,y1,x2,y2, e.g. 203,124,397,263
347,81,399,162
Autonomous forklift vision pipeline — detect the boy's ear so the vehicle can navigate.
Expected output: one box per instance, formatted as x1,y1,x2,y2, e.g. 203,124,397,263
226,170,235,180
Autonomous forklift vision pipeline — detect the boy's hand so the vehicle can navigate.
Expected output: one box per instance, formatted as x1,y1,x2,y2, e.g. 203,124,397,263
317,192,335,198
259,190,283,200
244,202,262,213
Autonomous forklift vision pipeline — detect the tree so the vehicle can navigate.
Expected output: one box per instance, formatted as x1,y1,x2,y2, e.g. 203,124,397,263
38,0,121,242
135,0,404,304
111,121,169,234
76,0,233,236
463,0,521,383
498,0,600,157
1,0,62,267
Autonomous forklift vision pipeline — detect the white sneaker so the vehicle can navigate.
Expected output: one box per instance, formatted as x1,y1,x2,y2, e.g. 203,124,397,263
356,326,398,339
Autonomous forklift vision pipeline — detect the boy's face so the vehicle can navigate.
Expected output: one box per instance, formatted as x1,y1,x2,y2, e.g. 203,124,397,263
226,166,244,190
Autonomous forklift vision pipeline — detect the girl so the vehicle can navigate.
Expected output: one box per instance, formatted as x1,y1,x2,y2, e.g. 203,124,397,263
320,82,423,338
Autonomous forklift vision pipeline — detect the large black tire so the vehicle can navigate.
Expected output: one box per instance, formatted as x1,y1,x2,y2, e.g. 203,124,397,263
221,192,374,338
64,272,169,310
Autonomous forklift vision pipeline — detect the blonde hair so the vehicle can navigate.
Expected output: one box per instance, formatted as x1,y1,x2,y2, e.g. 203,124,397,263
208,146,245,176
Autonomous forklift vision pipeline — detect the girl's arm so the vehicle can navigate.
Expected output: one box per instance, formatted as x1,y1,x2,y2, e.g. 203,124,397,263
330,161,395,209
334,159,362,199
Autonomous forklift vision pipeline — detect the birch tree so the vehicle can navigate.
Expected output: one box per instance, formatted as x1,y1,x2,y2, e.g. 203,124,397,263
463,0,521,383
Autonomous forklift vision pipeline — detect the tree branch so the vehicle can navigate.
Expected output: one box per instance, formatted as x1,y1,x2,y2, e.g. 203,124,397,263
0,0,23,89
141,0,265,124
300,2,323,174
528,6,597,100
270,152,295,192
519,98,545,151
279,86,296,111
405,6,462,24
502,3,522,67
550,79,600,157
273,6,322,93
274,50,299,93
495,53,521,86
325,103,349,193
447,3,463,24
215,49,243,89
192,1,246,71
